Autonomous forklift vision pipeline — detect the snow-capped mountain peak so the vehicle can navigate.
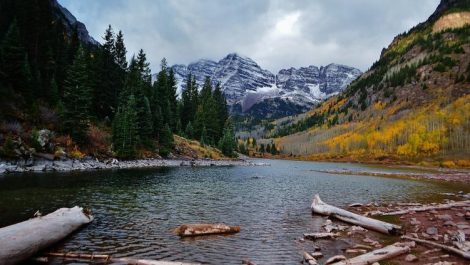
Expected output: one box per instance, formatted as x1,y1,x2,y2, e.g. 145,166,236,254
157,53,362,119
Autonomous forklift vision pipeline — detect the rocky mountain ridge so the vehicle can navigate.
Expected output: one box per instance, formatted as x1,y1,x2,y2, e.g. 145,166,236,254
52,0,99,45
166,53,361,119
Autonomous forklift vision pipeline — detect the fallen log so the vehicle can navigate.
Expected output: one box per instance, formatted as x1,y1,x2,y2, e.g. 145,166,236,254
302,251,318,265
0,206,93,265
311,194,401,235
329,243,410,265
304,232,339,240
402,236,470,260
173,223,240,237
38,252,201,265
373,200,470,216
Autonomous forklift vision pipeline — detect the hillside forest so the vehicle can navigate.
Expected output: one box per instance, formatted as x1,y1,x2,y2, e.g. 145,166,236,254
0,1,236,160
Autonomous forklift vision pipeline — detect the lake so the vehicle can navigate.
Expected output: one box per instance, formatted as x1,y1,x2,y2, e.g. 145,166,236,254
0,159,469,264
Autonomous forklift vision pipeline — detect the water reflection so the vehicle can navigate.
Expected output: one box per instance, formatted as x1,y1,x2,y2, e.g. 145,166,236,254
1,159,469,264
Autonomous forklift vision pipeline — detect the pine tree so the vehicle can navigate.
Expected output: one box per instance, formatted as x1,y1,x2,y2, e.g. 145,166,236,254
1,20,30,100
167,68,178,130
49,76,60,106
153,58,170,134
113,95,139,158
62,46,92,144
114,30,127,70
200,125,207,146
218,124,237,157
185,121,194,139
102,25,115,56
266,144,271,154
159,123,174,157
212,82,228,140
271,142,277,155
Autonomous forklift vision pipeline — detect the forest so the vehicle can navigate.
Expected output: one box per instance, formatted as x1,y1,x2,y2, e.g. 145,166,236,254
0,1,236,159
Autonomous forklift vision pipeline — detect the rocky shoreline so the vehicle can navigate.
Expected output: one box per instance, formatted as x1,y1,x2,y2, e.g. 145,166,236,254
0,157,268,174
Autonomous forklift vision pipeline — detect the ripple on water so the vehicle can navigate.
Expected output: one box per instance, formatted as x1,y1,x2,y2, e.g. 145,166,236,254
0,160,469,264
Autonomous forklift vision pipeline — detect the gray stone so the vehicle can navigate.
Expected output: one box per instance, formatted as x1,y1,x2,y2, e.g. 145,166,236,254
436,214,452,221
426,227,438,235
405,254,418,262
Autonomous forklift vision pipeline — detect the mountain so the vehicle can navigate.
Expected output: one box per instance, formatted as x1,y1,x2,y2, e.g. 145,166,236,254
164,53,361,119
269,0,470,166
52,0,99,46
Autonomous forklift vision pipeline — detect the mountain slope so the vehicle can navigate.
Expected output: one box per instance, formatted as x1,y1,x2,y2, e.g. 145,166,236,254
164,53,361,119
272,0,470,166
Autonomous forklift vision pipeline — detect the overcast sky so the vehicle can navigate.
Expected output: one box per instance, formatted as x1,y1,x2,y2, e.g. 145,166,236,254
59,0,439,73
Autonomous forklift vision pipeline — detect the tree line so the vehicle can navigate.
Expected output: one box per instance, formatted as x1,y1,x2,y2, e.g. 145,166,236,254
0,1,236,159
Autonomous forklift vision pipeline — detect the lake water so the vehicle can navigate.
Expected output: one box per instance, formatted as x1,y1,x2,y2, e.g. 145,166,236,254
0,159,469,264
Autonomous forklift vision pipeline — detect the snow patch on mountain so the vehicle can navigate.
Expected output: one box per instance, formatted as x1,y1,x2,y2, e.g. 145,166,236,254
154,53,362,118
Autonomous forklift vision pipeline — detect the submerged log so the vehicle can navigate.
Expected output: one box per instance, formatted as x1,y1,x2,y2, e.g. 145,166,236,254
0,206,93,265
402,236,470,260
329,243,410,265
304,232,339,240
173,223,240,237
311,194,401,235
39,252,201,265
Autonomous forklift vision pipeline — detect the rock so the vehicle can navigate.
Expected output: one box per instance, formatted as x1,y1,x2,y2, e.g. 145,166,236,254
465,212,470,220
436,214,453,221
405,254,418,262
325,255,347,265
443,221,456,227
426,227,438,235
456,223,470,230
410,218,421,225
348,203,363,207
310,252,323,258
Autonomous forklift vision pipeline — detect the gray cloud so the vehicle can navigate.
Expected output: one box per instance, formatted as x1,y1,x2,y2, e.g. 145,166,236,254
59,0,439,73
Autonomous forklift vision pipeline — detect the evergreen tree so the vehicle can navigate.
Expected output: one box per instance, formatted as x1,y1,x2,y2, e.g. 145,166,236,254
62,46,92,144
153,58,170,135
266,144,271,154
113,95,139,158
114,30,127,70
102,25,115,56
271,142,277,155
200,125,207,146
167,68,178,130
49,76,60,106
218,123,237,157
180,73,198,130
1,20,31,100
185,121,194,139
212,82,228,140
159,123,174,157
259,143,265,153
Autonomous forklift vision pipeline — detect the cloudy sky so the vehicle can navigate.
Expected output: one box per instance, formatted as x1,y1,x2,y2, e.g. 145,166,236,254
59,0,439,73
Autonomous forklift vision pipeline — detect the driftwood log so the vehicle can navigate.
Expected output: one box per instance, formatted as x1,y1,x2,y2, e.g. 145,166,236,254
302,251,318,265
174,223,240,237
0,206,93,265
369,200,470,216
402,236,470,260
38,252,201,265
311,194,401,235
329,243,410,265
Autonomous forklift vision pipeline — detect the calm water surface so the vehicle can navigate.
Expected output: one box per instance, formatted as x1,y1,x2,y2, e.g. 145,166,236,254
0,159,469,264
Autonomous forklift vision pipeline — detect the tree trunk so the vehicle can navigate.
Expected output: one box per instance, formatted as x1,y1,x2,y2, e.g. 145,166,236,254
0,206,93,265
311,194,401,235
329,243,410,265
